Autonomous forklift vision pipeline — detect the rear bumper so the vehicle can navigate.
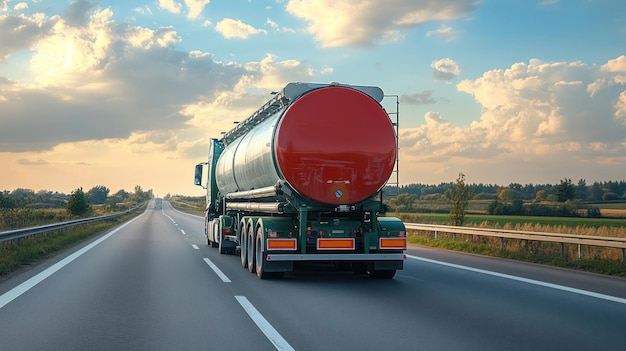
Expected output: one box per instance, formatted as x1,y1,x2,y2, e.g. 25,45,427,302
263,253,405,272
265,253,405,261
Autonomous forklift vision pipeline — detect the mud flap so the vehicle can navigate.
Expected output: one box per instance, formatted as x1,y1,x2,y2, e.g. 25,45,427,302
264,255,293,273
372,260,403,271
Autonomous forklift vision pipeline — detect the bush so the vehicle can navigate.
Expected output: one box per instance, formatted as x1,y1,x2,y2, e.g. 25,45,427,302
486,199,584,217
67,188,92,216
602,192,619,201
474,192,497,200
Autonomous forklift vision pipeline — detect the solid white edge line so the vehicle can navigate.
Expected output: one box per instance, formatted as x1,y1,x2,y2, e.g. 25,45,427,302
169,205,203,218
406,254,626,305
235,296,294,351
202,258,231,283
0,212,146,310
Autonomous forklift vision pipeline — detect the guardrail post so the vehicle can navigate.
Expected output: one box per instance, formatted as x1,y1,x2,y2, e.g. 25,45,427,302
578,244,583,260
622,248,625,263
561,243,566,258
500,237,505,251
434,230,438,240
452,233,457,242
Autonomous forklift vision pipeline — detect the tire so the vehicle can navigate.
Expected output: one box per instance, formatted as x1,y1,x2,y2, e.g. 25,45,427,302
205,222,211,246
218,231,228,254
240,222,248,268
209,221,218,247
255,229,283,279
247,226,255,273
255,229,266,279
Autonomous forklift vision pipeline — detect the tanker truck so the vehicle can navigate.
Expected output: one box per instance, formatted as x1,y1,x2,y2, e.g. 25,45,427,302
193,82,406,279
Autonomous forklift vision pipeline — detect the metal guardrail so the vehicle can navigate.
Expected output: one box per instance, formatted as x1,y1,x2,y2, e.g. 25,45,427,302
405,223,626,261
0,205,142,244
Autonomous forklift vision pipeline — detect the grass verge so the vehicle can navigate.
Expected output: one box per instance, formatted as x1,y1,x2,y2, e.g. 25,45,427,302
0,208,144,279
408,235,626,278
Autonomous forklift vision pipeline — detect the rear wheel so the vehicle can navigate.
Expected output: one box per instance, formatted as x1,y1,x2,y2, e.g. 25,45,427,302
207,232,219,247
255,228,283,279
205,221,212,246
240,222,248,268
218,232,228,254
247,226,255,273
209,221,219,247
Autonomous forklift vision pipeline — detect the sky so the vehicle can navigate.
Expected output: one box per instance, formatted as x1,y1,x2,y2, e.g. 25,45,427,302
1,0,625,197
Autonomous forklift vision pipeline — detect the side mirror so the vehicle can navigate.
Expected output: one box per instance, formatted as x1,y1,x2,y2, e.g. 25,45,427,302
194,163,204,187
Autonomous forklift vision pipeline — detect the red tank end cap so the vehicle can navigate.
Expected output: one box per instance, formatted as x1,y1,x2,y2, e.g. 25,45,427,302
275,86,396,205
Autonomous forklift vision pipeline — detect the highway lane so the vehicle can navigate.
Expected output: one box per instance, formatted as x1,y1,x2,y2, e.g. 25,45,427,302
0,204,276,350
1,201,625,350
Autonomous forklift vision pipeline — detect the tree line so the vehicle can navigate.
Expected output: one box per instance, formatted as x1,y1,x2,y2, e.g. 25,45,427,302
384,177,626,223
385,178,626,202
1,185,153,216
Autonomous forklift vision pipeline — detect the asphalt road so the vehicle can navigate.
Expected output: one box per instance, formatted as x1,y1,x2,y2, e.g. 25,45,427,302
1,201,625,350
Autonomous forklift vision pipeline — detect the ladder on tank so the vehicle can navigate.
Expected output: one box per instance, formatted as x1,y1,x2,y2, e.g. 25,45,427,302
383,94,400,195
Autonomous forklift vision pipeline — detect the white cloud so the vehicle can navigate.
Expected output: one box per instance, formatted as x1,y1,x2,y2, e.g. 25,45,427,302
13,2,28,11
588,55,626,95
0,11,59,62
320,65,333,75
63,0,98,27
243,53,313,91
265,17,295,33
0,8,248,152
183,53,317,134
615,91,626,124
602,55,626,73
157,0,210,20
286,0,478,47
426,24,458,42
29,9,116,85
399,58,626,183
0,4,319,158
266,18,277,28
134,7,153,16
431,58,461,81
401,90,437,105
215,18,267,39
185,0,210,20
159,0,182,15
